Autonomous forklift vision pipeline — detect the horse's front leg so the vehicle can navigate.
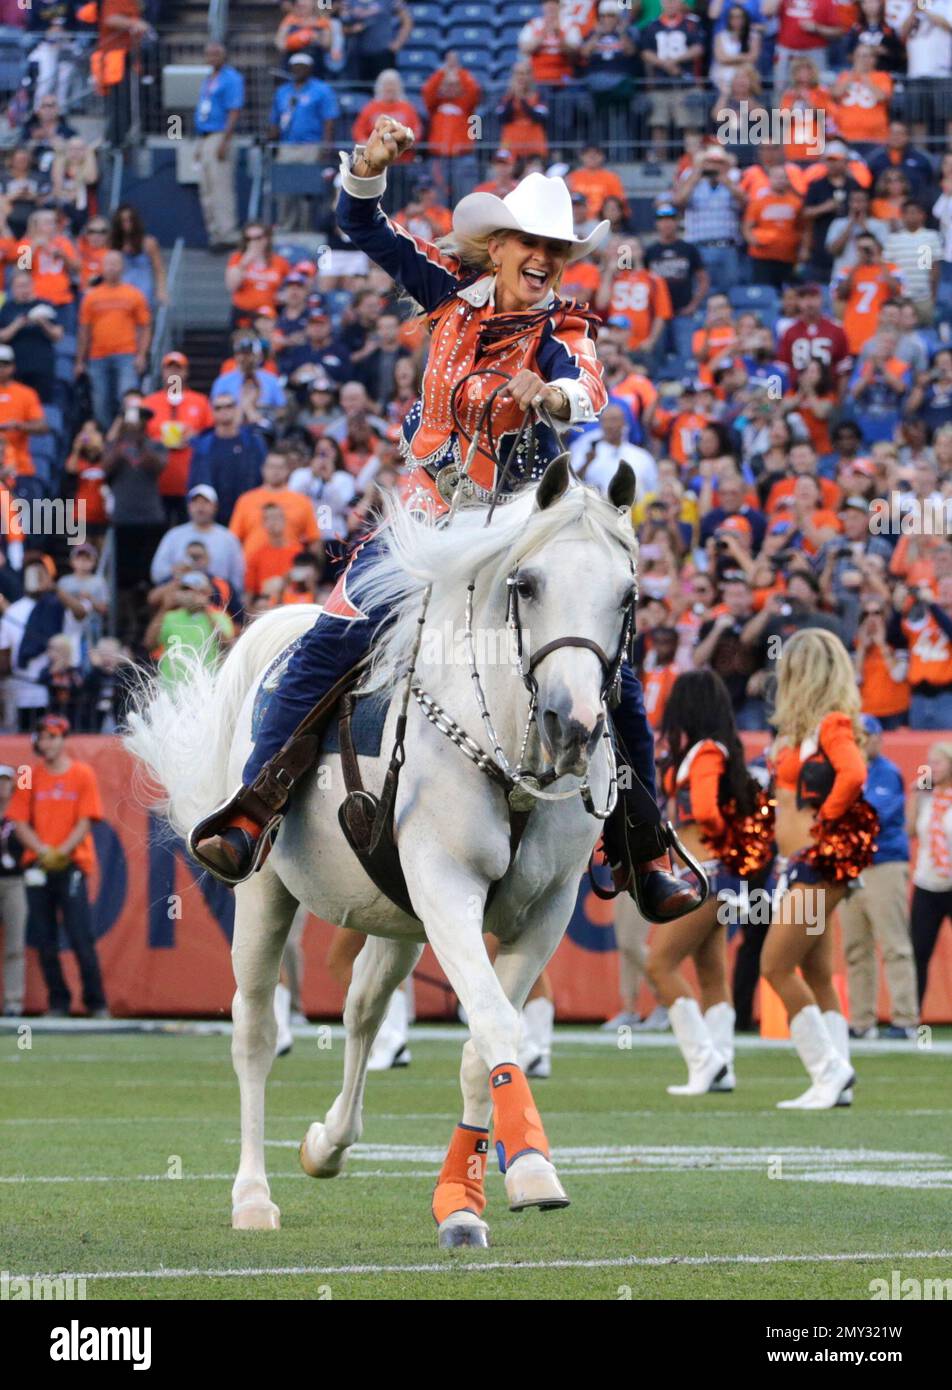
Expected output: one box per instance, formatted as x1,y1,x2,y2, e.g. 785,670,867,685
434,881,579,1247
300,934,422,1178
411,859,570,1221
231,867,299,1230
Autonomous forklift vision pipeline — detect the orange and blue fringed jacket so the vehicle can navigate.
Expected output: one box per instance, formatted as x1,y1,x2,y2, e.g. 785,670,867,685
336,179,607,515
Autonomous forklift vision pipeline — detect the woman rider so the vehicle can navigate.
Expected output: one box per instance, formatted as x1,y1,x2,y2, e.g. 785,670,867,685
191,116,701,924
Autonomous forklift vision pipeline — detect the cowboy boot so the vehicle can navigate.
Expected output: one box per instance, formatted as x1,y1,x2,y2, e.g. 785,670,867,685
605,812,703,924
189,728,324,886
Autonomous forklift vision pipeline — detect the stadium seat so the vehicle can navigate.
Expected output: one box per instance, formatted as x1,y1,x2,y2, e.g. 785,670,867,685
399,47,442,74
454,48,492,78
729,285,780,315
408,2,445,25
506,1,538,22
324,289,353,320
452,26,489,47
449,2,499,24
409,23,443,50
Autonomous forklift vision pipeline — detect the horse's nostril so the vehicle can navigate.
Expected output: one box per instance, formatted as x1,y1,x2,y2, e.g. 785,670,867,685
542,708,563,749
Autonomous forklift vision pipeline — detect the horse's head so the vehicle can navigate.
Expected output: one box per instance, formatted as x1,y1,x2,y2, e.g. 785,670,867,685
510,457,638,778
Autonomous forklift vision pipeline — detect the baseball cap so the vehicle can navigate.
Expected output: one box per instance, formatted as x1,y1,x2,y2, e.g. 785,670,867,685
35,714,70,739
254,305,276,320
842,496,869,512
798,282,823,295
234,334,257,352
188,484,218,503
826,140,849,157
718,515,752,537
179,571,211,590
0,345,14,362
861,715,883,736
849,458,875,477
163,350,188,368
493,149,514,164
0,764,15,779
722,569,751,586
293,260,318,278
283,272,307,287
655,203,678,218
288,52,313,65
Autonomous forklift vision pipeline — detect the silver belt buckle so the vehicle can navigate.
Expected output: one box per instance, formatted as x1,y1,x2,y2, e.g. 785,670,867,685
435,464,475,505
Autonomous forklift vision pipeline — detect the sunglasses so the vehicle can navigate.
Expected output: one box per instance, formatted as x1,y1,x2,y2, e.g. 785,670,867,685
87,226,108,235
213,400,236,410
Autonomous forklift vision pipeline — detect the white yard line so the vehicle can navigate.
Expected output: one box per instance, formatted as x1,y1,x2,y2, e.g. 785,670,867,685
13,1250,952,1283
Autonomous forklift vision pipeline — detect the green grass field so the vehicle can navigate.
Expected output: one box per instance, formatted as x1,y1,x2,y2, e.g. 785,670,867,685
3,1025,952,1300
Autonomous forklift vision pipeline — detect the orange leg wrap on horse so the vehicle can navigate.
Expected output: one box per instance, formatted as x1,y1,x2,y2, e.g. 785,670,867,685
432,1124,489,1224
489,1063,549,1173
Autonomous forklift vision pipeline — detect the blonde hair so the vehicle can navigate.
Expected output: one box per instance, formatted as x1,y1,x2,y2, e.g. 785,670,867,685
773,628,864,749
927,742,952,783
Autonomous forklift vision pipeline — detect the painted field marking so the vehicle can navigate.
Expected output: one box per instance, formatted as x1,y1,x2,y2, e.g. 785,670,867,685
13,1249,952,1284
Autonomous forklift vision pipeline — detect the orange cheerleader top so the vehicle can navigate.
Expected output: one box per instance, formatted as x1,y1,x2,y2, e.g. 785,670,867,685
664,739,727,841
772,712,866,822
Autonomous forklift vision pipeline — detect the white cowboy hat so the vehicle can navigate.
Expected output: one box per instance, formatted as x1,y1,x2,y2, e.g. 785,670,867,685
452,172,611,263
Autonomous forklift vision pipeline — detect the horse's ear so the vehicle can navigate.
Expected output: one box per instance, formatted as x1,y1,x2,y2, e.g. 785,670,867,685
608,462,636,512
536,454,570,510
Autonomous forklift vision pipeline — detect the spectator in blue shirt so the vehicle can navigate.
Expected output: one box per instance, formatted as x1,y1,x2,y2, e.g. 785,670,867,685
211,336,287,422
269,53,340,232
187,394,266,527
195,41,245,252
268,53,339,146
839,716,919,1040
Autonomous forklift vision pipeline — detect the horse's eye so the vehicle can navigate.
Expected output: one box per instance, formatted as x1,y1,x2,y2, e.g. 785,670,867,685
515,578,535,601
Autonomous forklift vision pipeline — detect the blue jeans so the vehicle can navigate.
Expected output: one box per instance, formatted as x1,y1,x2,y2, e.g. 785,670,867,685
242,531,661,819
698,244,741,292
909,691,952,730
28,867,106,1014
87,353,140,430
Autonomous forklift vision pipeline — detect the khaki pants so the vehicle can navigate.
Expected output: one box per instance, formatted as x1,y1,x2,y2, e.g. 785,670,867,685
197,133,239,246
840,860,918,1030
0,875,27,1013
613,893,652,1011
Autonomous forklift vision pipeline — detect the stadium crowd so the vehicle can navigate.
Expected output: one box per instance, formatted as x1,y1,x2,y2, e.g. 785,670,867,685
0,3,951,1021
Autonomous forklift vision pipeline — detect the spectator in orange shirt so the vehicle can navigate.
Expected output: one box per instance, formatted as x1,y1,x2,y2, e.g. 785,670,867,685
779,58,836,162
351,69,423,163
394,178,452,239
472,149,518,197
766,440,842,514
495,63,549,159
225,223,291,328
518,0,582,86
690,294,738,389
76,215,110,289
18,208,81,309
568,144,628,220
142,351,215,526
833,231,901,354
0,345,48,475
420,52,482,164
641,625,680,730
742,164,804,289
244,502,304,599
830,45,892,147
76,249,151,429
12,714,108,1018
783,358,837,454
596,236,672,355
229,449,322,556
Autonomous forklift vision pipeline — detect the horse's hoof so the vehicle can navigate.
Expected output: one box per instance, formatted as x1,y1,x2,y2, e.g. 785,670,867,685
299,1121,346,1178
504,1151,570,1213
438,1211,490,1249
232,1200,281,1230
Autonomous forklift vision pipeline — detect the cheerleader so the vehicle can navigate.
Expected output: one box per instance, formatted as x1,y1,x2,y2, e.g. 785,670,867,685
647,671,773,1095
761,629,878,1110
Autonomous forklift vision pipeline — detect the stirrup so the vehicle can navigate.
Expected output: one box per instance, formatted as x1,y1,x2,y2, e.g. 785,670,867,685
187,795,283,887
630,821,710,919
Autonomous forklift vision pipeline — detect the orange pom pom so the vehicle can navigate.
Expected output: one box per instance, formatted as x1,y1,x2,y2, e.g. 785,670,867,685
703,789,776,878
804,798,879,883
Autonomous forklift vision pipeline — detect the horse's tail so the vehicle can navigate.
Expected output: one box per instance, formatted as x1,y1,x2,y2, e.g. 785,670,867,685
123,605,321,838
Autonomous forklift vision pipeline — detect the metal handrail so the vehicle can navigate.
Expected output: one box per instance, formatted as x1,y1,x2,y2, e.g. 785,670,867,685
208,0,229,46
107,147,124,213
143,236,185,393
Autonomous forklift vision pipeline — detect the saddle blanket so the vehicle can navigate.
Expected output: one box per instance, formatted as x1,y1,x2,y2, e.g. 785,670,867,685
251,636,391,758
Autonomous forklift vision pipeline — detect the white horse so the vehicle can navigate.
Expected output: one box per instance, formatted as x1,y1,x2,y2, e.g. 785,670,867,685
126,459,638,1248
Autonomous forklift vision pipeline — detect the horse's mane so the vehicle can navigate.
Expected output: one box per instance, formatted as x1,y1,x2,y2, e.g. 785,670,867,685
352,481,639,694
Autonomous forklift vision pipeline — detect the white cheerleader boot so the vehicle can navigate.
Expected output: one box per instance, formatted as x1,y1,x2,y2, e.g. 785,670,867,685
274,982,294,1058
824,1009,853,1106
705,1002,736,1092
367,987,411,1071
777,1005,855,1110
518,997,554,1079
666,996,728,1095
